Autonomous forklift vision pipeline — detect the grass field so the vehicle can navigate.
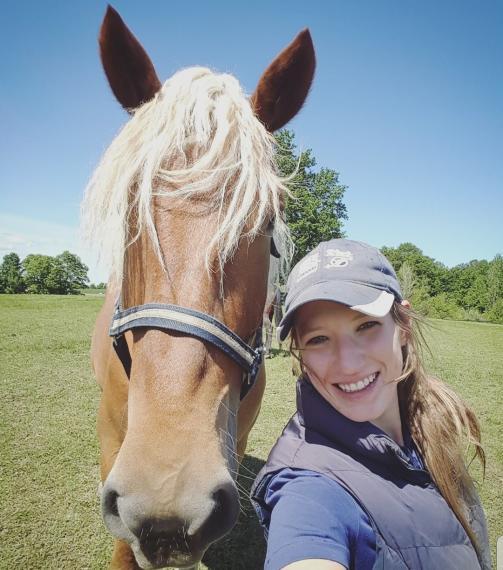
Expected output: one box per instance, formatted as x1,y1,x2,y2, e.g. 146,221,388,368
1,294,501,569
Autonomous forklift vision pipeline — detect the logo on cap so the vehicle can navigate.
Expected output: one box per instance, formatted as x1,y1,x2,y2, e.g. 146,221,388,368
325,249,353,269
295,252,320,282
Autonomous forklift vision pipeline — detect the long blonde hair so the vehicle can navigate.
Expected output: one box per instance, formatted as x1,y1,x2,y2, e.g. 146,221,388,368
391,302,484,552
291,302,485,552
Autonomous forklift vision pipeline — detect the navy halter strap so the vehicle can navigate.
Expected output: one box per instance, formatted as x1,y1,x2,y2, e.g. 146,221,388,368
109,237,280,400
109,302,265,400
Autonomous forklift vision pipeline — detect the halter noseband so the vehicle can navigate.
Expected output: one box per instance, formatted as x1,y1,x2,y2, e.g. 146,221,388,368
109,238,279,400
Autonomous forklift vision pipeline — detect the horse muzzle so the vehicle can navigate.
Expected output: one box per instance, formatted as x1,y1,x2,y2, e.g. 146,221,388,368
101,475,239,569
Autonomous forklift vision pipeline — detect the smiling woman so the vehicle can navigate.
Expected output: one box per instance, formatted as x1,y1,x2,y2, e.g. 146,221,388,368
251,238,491,570
294,300,407,442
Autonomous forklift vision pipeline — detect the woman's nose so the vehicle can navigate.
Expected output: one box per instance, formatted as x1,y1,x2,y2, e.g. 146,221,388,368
333,337,364,376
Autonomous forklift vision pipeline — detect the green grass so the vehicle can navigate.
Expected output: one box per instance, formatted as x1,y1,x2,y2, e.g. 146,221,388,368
1,295,501,569
80,288,106,296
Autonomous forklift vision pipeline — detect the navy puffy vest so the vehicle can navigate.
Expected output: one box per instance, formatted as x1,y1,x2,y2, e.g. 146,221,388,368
251,378,490,569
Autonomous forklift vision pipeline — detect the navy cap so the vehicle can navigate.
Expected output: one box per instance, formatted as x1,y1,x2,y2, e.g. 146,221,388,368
277,239,402,341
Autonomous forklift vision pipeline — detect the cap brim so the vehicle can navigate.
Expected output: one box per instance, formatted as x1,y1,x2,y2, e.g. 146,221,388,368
277,281,395,341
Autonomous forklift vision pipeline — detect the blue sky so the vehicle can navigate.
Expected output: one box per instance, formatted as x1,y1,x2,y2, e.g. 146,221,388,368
1,1,501,283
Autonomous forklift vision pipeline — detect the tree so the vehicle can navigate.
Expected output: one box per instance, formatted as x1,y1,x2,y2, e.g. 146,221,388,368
275,130,348,265
463,272,489,313
87,282,107,290
55,251,89,294
0,252,25,293
425,292,463,320
22,251,89,294
487,254,503,308
447,260,490,312
381,243,447,296
22,254,56,294
381,243,424,273
397,261,416,300
485,298,503,324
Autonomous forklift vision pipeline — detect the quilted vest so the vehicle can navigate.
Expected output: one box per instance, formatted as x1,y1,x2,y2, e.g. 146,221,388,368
251,378,490,569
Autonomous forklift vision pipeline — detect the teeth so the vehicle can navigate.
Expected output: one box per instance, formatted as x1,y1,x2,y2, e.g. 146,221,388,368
338,373,377,393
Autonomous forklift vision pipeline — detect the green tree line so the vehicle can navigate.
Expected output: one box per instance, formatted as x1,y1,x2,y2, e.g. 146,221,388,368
0,251,90,295
276,130,502,325
382,243,503,324
2,131,500,324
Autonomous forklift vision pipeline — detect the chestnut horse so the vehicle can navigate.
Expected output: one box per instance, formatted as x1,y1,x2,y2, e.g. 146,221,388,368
83,7,315,569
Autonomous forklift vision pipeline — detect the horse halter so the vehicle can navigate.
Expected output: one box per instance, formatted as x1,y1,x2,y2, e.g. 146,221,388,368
109,239,280,400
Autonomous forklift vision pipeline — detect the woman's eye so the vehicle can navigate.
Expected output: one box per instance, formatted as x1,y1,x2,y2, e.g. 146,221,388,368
358,321,380,332
306,335,328,346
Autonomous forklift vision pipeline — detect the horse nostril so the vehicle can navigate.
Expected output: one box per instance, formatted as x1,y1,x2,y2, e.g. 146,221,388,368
102,487,120,518
212,486,233,517
195,482,239,544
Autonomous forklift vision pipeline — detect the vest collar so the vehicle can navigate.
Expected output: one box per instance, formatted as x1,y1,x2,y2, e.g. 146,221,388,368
297,378,430,483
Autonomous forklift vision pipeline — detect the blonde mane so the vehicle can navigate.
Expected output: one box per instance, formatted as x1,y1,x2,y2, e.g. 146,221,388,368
81,66,292,284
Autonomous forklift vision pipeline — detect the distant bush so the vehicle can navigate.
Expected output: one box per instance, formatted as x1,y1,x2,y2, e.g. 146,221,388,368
485,299,503,324
459,307,486,322
86,282,107,290
422,293,463,320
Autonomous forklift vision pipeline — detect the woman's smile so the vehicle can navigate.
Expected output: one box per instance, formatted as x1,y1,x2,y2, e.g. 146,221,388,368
334,371,379,394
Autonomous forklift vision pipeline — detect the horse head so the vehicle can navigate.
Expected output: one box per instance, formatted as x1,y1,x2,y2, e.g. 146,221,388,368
84,6,314,568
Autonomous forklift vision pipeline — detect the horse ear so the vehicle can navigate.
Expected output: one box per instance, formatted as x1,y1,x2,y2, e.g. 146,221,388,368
251,29,315,132
99,5,162,112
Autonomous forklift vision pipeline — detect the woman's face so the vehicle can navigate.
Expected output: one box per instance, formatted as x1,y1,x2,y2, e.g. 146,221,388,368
294,300,407,430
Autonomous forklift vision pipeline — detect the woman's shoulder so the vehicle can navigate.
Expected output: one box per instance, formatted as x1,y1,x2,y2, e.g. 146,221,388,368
264,468,360,509
264,467,370,528
263,468,376,570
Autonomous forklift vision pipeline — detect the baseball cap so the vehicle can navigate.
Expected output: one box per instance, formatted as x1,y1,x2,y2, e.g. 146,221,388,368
277,239,402,341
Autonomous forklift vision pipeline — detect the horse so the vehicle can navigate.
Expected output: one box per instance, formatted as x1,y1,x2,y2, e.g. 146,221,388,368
264,287,284,357
82,6,315,569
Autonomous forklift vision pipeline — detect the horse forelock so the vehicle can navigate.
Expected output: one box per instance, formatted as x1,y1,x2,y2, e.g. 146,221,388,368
81,66,292,286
